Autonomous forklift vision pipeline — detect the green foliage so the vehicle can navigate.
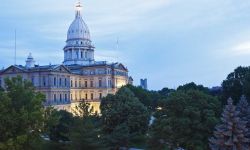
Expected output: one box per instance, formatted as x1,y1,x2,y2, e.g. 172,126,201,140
125,84,157,110
48,110,74,142
222,66,250,104
0,76,45,150
177,82,210,94
209,98,250,149
101,87,150,149
158,87,175,98
236,96,250,139
149,90,220,150
69,100,104,150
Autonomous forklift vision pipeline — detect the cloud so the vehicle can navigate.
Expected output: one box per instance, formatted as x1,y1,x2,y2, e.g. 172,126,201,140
231,41,250,55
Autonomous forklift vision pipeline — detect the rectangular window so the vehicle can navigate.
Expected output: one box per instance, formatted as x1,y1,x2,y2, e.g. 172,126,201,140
99,93,102,99
54,94,56,102
109,80,112,87
99,79,102,87
59,78,62,86
71,94,72,100
90,81,93,87
43,76,46,86
91,93,94,100
54,77,56,86
85,81,88,88
75,81,77,87
31,77,35,85
60,94,62,102
71,80,73,87
65,94,67,101
79,80,81,87
85,93,88,100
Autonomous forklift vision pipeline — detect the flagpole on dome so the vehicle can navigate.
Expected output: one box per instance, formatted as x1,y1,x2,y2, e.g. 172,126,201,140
75,0,82,18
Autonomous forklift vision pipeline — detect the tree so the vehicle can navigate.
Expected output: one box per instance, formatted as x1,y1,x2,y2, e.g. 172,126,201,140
177,82,210,94
149,90,220,150
101,87,150,149
69,100,103,150
125,84,155,110
158,87,175,98
209,98,250,149
236,96,250,139
0,76,45,150
222,66,250,104
48,110,74,142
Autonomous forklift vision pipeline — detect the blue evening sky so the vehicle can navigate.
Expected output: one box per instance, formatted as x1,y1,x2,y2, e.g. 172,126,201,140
1,0,250,90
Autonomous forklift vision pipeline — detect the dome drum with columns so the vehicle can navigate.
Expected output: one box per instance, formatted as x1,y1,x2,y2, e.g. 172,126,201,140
63,1,95,66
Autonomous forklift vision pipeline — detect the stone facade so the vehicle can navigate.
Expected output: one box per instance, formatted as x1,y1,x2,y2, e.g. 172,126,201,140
0,2,130,113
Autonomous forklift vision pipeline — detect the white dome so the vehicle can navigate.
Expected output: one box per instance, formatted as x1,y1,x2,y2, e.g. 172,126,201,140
66,2,91,43
67,15,91,42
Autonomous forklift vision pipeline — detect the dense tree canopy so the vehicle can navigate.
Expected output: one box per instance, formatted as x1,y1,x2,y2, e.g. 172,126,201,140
210,98,249,149
177,82,210,94
70,101,103,150
149,90,221,150
100,87,150,149
222,66,250,104
0,76,45,150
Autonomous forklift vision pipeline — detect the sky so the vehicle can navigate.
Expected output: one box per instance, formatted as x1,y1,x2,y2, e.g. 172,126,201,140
1,0,250,90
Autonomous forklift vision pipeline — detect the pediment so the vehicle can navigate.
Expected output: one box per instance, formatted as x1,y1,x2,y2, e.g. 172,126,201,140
53,65,71,74
1,66,26,74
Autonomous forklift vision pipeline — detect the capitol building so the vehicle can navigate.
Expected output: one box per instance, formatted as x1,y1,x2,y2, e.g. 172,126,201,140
0,2,132,113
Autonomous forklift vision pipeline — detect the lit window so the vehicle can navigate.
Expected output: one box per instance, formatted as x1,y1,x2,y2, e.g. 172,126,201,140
91,93,94,100
91,81,93,87
85,81,88,88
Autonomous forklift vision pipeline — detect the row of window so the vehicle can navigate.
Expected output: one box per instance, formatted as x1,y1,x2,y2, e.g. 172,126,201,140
65,50,89,59
53,94,69,103
53,77,68,87
32,76,69,87
70,93,102,100
70,79,112,88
